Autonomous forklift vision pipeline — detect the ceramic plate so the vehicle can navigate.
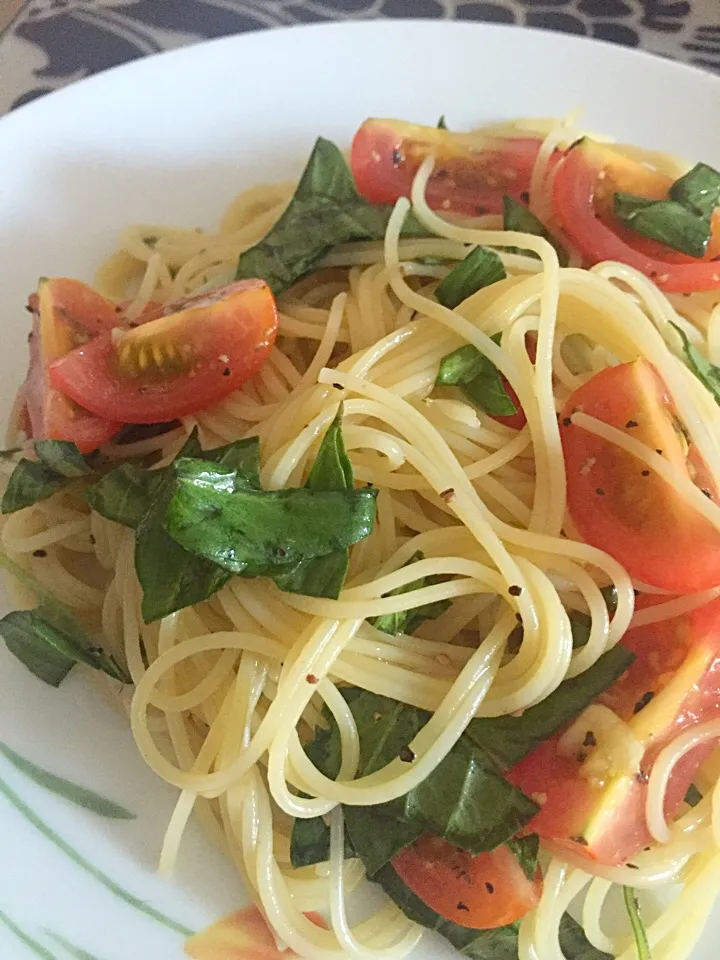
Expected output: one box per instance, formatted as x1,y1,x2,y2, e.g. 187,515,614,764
0,19,718,960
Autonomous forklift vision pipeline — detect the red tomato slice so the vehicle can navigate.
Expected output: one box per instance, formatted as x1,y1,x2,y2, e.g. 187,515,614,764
24,278,122,452
350,119,542,216
391,835,542,929
48,280,278,424
508,597,720,865
553,144,720,293
561,358,720,594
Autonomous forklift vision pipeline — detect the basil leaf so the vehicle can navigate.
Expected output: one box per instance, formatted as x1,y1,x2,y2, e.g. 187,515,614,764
435,247,506,310
235,137,429,294
344,807,422,877
0,610,127,687
437,115,448,130
465,644,634,768
436,338,517,417
507,834,540,883
671,321,720,405
559,914,613,960
166,463,377,575
669,162,720,218
614,193,710,258
306,404,353,490
86,463,165,528
622,887,651,960
685,783,703,807
503,194,569,266
368,551,451,636
373,863,522,960
2,440,94,514
290,815,334,869
0,547,130,686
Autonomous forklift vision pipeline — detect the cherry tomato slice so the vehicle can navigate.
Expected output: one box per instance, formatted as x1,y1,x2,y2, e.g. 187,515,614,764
391,835,542,930
351,118,542,216
48,280,278,424
561,358,720,594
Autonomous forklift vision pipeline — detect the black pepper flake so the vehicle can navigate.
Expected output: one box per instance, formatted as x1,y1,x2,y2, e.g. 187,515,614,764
409,310,418,321
222,367,231,377
636,769,649,784
515,612,523,623
115,304,124,313
595,488,605,496
625,420,639,429
32,549,47,558
562,417,572,427
366,481,374,488
570,835,588,846
656,449,663,455
456,902,470,912
24,304,34,314
27,331,33,342
641,469,650,477
440,487,455,503
508,584,523,597
703,489,713,499
89,534,96,545
435,168,449,180
399,745,416,763
485,882,495,894
391,149,403,167
274,545,287,558
583,731,597,748
575,749,588,764
332,382,344,390
626,863,640,870
520,192,530,203
306,674,319,685
633,691,655,714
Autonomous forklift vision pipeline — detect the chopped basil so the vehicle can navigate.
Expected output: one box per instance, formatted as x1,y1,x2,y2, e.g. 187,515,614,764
671,321,720,405
368,551,451,636
435,246,506,309
436,337,517,417
2,440,95,514
669,162,720,218
623,887,651,960
614,194,710,259
684,784,703,807
235,137,429,294
503,194,569,266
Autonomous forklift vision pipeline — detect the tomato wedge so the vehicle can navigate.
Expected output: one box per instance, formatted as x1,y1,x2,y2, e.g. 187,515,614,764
561,358,720,594
350,119,541,216
49,280,278,424
554,143,720,293
508,596,720,865
24,278,122,452
391,835,542,929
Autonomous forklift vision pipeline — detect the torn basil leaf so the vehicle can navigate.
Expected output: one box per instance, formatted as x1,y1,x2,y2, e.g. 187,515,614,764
435,246,506,310
669,162,720,218
436,337,517,417
614,193,710,258
368,551,451,636
2,440,94,514
622,887,651,960
235,137,429,294
671,321,720,406
503,194,569,266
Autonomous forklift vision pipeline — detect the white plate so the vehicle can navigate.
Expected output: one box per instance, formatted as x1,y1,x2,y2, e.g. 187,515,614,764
0,19,718,960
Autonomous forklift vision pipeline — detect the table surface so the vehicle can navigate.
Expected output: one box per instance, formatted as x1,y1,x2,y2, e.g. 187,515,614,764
0,0,718,116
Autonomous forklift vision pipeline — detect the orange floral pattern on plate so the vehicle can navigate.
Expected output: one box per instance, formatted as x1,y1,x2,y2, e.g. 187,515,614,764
185,906,326,960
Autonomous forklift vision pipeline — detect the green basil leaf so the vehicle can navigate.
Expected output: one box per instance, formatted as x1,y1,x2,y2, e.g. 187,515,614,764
464,644,634,768
2,440,94,514
372,863,522,960
86,463,165,528
669,162,720,218
290,815,334,869
613,194,710,258
622,887,651,960
368,551,451,636
671,321,720,405
0,610,128,687
436,338,517,417
559,914,613,960
503,194,569,266
165,463,377,575
437,115,448,130
435,247,506,310
507,834,540,883
685,783,703,807
0,547,130,686
344,807,422,877
235,137,429,295
306,404,353,490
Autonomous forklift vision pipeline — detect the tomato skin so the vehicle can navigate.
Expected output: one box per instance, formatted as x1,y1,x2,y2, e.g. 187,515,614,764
24,279,122,452
508,597,720,865
350,119,541,217
391,835,542,930
561,359,720,594
553,145,720,293
48,280,278,424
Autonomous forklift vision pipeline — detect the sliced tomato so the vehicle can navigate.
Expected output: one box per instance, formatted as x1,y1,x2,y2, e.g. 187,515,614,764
553,143,720,293
561,358,720,594
350,119,542,217
24,278,122,452
507,597,720,865
391,835,542,929
48,280,278,424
